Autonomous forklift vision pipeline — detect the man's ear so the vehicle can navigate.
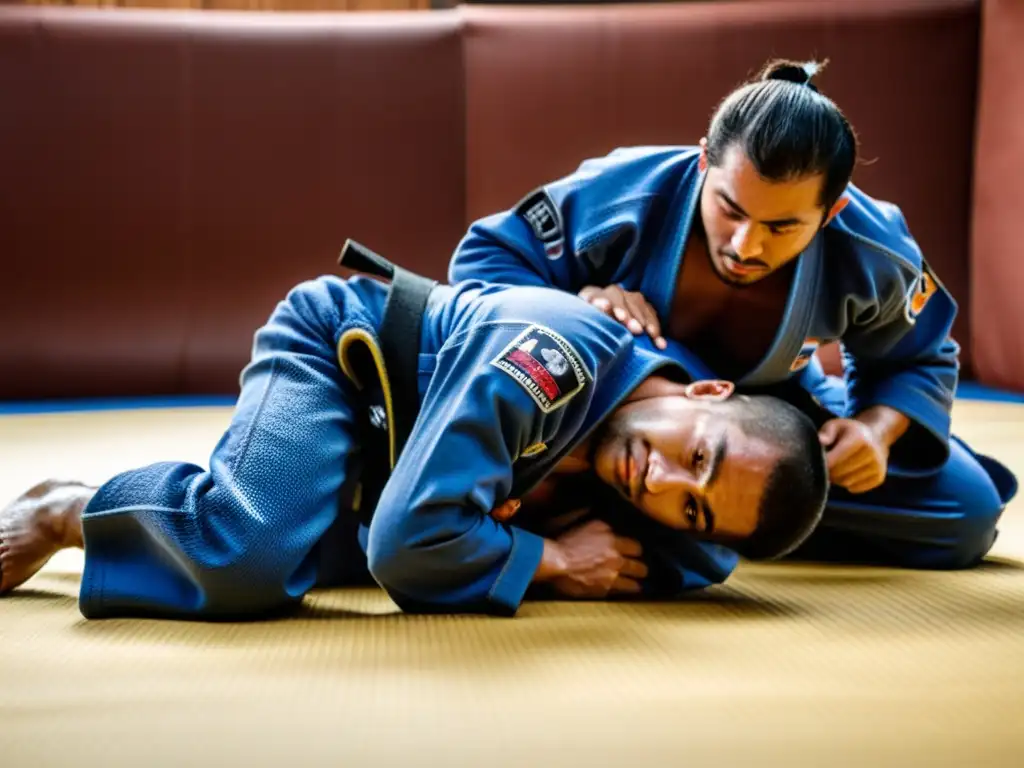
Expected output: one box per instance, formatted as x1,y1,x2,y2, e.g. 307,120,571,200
683,379,735,401
627,376,691,402
698,137,708,172
823,194,850,226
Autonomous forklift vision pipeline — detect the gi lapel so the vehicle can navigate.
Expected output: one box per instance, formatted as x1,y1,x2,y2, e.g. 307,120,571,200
739,232,825,388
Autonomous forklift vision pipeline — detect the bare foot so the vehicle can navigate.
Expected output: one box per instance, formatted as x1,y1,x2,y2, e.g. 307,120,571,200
0,480,95,594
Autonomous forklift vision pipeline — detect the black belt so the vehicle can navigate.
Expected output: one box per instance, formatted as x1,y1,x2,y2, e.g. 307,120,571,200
337,239,437,463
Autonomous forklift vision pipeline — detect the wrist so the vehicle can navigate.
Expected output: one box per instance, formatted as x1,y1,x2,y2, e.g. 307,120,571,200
855,405,910,448
533,539,569,583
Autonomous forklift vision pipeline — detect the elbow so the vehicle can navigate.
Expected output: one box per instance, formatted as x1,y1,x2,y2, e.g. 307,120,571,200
365,524,419,597
365,519,456,603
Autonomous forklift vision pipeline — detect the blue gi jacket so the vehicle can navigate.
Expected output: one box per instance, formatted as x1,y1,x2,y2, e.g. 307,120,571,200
448,146,959,475
351,279,739,616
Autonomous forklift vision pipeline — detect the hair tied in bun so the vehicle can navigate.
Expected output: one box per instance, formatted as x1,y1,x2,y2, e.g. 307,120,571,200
762,59,826,92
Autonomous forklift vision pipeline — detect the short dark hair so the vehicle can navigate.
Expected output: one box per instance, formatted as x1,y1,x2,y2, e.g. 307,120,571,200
705,58,859,212
724,395,829,560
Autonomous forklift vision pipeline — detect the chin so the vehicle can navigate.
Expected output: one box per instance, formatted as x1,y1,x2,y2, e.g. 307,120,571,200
714,261,768,287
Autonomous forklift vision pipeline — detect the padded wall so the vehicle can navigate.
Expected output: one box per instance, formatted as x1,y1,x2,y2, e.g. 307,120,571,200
970,0,1024,393
0,8,465,398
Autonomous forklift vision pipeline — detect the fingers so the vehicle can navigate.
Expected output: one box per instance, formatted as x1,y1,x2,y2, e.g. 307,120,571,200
490,498,521,522
617,291,647,335
818,419,841,447
830,451,884,492
825,433,867,473
844,477,883,495
829,447,869,478
614,535,643,558
610,576,642,595
830,454,871,482
610,300,640,333
618,557,648,580
621,292,667,349
579,286,666,348
579,286,616,319
835,465,884,494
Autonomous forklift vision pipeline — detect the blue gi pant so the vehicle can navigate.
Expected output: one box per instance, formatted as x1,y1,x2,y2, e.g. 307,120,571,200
78,276,386,619
794,374,1018,569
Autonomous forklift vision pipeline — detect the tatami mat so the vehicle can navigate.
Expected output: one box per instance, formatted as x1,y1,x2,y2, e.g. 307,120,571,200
1,399,1023,767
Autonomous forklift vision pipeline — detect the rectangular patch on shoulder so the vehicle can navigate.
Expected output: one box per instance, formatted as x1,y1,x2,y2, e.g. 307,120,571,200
515,188,565,260
491,325,590,413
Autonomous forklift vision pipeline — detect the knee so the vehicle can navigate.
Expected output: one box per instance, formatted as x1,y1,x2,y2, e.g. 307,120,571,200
823,442,1012,571
911,449,1008,569
192,566,297,618
185,507,315,618
937,511,1001,570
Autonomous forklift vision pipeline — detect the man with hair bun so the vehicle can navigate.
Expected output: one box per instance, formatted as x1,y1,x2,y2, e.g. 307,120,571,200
449,58,1018,571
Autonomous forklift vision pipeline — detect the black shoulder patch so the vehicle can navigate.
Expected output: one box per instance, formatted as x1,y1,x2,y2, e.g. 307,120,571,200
515,188,565,260
491,325,590,413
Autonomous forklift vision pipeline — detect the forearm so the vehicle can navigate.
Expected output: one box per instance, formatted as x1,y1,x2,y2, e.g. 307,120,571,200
855,404,911,449
844,362,954,472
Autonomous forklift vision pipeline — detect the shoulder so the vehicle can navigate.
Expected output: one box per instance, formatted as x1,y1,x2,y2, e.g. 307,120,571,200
520,145,699,211
823,186,950,322
826,184,924,276
510,146,699,252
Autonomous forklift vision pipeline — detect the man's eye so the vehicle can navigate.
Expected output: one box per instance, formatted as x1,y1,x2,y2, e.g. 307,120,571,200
693,448,706,470
685,498,699,525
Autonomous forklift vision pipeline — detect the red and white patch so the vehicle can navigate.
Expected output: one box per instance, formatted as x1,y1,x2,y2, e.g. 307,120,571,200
491,325,589,413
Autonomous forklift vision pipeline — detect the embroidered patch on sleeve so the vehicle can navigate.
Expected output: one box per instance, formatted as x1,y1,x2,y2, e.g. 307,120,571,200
789,338,821,372
491,325,590,413
904,263,940,324
515,188,565,260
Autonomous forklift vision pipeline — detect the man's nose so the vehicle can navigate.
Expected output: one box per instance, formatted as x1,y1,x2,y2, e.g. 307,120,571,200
644,453,702,495
731,221,764,260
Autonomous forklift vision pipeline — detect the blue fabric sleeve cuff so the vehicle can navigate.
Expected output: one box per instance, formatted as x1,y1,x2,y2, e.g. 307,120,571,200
486,527,545,616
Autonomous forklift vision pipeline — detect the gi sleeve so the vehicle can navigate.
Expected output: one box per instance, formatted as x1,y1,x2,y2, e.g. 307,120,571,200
840,221,959,473
448,187,596,292
448,150,657,292
365,322,594,616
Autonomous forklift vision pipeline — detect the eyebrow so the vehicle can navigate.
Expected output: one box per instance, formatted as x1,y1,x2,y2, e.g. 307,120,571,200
718,191,806,229
699,431,728,534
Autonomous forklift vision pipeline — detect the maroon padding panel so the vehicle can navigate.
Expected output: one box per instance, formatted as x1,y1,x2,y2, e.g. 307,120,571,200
970,0,1024,393
0,8,465,399
462,1,980,376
